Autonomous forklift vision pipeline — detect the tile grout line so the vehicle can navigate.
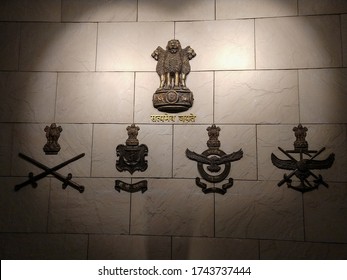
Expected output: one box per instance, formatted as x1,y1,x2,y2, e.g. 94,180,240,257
213,71,215,123
17,22,22,71
54,72,59,122
302,193,306,242
90,123,95,177
340,15,344,67
297,70,301,123
254,18,256,69
46,177,52,233
133,72,136,123
94,22,99,72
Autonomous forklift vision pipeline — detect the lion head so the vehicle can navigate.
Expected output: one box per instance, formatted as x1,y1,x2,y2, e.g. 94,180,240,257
166,39,181,54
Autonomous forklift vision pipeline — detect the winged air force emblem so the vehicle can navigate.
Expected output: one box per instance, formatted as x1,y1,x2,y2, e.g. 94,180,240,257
271,124,335,193
186,124,243,194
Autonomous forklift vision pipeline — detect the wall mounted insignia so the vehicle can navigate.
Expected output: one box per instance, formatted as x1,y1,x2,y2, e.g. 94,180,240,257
271,124,335,193
15,153,85,193
186,124,243,194
116,124,148,193
152,39,196,113
115,180,147,193
43,123,62,155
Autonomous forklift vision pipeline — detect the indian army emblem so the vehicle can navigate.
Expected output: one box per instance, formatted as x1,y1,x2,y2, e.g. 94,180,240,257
271,124,335,192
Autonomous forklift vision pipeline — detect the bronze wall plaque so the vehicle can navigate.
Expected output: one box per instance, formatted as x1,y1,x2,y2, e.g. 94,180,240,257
186,124,243,194
116,124,148,174
115,180,147,193
115,124,148,193
43,123,62,155
15,153,85,193
152,39,196,113
271,124,335,192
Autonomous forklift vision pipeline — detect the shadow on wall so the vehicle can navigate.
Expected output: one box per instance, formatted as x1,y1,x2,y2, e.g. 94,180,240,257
1,0,346,260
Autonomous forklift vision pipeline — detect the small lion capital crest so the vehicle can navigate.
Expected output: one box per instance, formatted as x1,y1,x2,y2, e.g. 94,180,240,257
152,39,196,113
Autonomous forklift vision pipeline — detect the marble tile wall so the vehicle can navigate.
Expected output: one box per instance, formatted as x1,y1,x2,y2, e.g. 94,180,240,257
0,0,347,260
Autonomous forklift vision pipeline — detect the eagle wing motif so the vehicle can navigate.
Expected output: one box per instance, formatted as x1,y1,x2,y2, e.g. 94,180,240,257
271,153,297,170
307,153,335,170
214,149,243,165
185,149,211,164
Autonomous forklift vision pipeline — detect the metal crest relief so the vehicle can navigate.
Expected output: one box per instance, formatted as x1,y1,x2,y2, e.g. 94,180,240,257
152,39,196,113
271,124,335,192
43,123,62,155
115,124,148,193
15,153,85,193
186,124,243,194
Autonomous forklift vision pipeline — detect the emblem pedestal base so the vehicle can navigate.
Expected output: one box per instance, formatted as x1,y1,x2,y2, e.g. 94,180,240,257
153,88,194,113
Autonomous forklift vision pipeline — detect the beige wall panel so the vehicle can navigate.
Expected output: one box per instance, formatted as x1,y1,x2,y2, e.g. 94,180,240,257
20,23,97,71
48,178,130,234
173,125,256,180
176,20,255,71
62,0,137,22
0,177,50,233
299,0,347,15
0,233,88,259
89,235,171,260
260,239,347,259
215,70,299,124
0,0,61,22
138,0,215,21
256,16,342,69
97,22,174,71
92,124,172,178
304,125,347,182
0,23,20,70
299,69,347,123
0,124,13,176
217,0,297,19
173,237,259,259
304,182,347,243
342,15,347,67
131,179,214,236
0,72,56,123
134,72,213,124
56,72,134,123
215,181,304,240
12,124,92,177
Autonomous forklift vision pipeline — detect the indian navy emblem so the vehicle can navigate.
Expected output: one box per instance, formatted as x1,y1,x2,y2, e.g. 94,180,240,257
116,124,148,174
271,124,335,192
115,124,148,193
186,124,243,194
152,39,196,113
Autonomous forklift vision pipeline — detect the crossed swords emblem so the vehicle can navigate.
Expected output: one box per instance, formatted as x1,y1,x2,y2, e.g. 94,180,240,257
15,153,85,193
271,124,335,193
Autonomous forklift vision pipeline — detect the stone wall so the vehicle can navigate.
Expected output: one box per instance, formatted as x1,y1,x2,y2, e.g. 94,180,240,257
1,0,347,259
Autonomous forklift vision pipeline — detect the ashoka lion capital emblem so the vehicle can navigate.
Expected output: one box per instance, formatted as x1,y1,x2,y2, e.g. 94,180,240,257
152,39,196,113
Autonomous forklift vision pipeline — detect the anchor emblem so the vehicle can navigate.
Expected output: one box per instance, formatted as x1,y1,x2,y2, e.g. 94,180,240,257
186,124,243,194
271,124,335,192
116,124,148,193
116,124,148,174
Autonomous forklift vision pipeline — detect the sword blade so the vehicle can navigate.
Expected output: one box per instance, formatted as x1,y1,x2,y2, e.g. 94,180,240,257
15,153,85,192
18,153,85,173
